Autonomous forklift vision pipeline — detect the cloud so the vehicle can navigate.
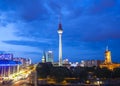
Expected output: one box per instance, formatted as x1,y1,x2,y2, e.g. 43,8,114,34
0,13,42,62
2,40,52,49
20,0,50,21
89,0,118,15
0,0,120,63
0,23,18,40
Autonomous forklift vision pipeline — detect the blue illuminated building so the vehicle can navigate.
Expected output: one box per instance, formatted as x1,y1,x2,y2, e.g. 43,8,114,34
0,54,21,78
0,53,13,60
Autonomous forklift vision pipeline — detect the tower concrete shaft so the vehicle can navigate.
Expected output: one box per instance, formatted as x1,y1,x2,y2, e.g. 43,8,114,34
58,33,62,66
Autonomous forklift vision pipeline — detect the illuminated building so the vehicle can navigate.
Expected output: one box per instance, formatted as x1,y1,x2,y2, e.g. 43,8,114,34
0,53,32,82
25,58,31,66
42,56,46,63
42,51,46,63
47,51,53,63
100,46,120,70
0,60,21,78
0,54,21,79
0,53,13,60
13,57,31,66
57,18,63,66
80,60,103,67
41,51,54,63
104,46,112,64
63,59,69,64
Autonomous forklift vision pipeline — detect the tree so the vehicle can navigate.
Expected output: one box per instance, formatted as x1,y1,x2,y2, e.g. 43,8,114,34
95,67,112,78
36,62,53,78
73,67,88,82
50,67,70,83
113,68,120,78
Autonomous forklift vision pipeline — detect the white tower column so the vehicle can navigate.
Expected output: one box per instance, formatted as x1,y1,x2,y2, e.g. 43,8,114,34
59,34,62,66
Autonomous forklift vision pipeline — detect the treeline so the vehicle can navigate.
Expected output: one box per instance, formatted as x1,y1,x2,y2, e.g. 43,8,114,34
36,62,120,83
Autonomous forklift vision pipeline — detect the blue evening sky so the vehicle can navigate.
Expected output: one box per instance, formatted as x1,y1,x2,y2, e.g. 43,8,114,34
0,0,120,63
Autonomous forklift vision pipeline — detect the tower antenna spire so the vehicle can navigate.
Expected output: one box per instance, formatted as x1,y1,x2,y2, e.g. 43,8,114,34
59,12,62,23
106,45,108,51
106,40,109,51
58,12,62,30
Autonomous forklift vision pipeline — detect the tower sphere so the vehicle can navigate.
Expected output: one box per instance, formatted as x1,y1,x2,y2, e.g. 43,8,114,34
58,29,63,34
58,23,63,34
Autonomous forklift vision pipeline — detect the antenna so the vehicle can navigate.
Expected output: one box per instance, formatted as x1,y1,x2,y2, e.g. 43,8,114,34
106,45,108,51
58,8,62,23
58,12,62,30
106,40,110,51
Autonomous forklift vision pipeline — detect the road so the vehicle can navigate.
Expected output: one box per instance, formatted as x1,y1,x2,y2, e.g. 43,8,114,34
0,64,37,86
0,77,30,86
12,68,35,86
12,70,36,86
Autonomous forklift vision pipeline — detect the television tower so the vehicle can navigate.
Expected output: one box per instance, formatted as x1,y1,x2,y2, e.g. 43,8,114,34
57,15,63,66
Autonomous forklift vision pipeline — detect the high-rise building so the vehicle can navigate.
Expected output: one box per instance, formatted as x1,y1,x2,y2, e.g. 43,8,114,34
47,51,53,63
57,19,63,66
41,51,54,63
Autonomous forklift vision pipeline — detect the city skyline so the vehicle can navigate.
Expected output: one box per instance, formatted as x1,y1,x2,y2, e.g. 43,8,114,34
0,0,120,63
